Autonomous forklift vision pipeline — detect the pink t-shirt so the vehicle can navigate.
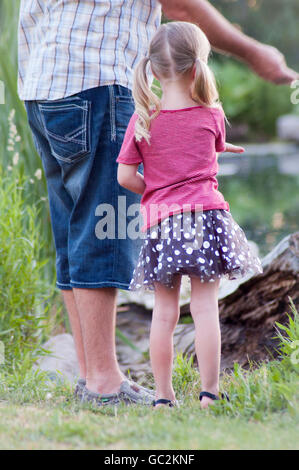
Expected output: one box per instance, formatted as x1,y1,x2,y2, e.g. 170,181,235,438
116,105,229,231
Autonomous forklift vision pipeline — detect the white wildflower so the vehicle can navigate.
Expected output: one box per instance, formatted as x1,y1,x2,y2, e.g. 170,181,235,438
34,168,42,180
13,152,19,165
7,165,13,171
8,109,15,121
29,178,34,184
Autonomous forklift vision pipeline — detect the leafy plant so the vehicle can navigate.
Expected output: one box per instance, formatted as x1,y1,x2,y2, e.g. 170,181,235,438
0,130,54,369
173,352,200,398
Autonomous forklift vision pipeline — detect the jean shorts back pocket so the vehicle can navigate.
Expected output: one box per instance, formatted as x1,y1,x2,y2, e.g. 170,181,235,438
38,96,91,164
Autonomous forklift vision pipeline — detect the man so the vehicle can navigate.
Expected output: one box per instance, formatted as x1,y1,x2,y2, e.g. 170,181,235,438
18,0,297,405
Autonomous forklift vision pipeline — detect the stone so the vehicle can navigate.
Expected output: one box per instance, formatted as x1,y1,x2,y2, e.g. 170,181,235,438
277,114,299,142
34,333,79,384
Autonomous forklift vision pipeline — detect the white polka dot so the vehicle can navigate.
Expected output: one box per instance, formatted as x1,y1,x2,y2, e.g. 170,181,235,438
174,250,180,255
167,257,173,262
186,247,193,255
216,228,222,233
156,244,163,251
198,257,205,264
203,241,210,248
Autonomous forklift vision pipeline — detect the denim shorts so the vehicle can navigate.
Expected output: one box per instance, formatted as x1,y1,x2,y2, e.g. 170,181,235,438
25,85,142,290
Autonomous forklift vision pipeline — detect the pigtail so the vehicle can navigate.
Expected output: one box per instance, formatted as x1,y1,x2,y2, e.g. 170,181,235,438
191,58,220,108
132,57,161,145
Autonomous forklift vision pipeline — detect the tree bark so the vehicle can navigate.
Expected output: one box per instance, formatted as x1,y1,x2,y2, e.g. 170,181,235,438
217,231,299,369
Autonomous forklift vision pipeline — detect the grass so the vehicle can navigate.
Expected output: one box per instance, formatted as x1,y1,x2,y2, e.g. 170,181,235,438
0,402,298,450
0,299,298,450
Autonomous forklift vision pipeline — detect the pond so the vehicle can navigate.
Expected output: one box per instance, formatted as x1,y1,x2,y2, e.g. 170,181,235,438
218,144,299,257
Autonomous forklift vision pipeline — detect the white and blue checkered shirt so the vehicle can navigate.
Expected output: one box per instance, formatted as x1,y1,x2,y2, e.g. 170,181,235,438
18,0,162,101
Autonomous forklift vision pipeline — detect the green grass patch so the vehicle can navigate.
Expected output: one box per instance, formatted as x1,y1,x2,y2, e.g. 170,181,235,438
0,299,298,449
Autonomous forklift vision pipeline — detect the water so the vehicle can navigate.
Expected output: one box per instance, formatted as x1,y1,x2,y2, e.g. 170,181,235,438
218,150,299,257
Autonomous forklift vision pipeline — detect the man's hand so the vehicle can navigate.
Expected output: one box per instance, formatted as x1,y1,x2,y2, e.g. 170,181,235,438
159,0,298,85
243,43,298,85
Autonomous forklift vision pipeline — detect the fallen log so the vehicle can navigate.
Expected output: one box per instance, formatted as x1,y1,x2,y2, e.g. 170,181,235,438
217,231,299,370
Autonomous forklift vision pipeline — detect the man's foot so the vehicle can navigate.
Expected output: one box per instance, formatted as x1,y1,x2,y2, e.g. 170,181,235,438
80,380,155,407
74,378,86,400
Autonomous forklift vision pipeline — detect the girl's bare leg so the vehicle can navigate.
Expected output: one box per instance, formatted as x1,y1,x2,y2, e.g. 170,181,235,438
150,275,181,406
189,277,221,409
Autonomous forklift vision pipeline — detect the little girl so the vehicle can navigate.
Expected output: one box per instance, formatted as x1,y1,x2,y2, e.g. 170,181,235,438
117,21,263,409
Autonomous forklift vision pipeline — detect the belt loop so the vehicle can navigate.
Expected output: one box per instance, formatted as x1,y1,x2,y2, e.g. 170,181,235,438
108,85,116,142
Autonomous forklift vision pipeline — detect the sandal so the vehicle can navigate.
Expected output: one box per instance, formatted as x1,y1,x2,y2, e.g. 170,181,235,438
199,391,230,402
153,398,175,407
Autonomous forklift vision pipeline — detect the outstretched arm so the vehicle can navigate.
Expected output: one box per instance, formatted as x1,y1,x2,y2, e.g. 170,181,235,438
159,0,298,84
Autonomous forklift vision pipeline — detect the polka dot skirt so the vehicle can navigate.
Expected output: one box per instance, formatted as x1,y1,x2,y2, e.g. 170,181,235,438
129,209,263,291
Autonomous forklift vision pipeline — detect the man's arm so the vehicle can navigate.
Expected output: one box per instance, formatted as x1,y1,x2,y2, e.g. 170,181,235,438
159,0,298,84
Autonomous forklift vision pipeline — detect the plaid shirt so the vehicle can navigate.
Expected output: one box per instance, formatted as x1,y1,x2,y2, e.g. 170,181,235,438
18,0,161,101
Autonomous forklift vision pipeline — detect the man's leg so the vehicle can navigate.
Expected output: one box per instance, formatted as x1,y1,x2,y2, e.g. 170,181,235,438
62,290,86,380
73,287,124,394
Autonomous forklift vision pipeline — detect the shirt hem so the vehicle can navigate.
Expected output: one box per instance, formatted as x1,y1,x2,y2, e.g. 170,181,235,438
141,202,230,232
18,79,133,102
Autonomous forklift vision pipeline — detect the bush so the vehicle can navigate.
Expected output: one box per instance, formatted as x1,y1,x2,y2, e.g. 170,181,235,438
211,59,294,137
0,111,54,370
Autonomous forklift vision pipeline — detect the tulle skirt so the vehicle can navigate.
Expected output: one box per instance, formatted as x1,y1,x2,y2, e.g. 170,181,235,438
129,209,263,291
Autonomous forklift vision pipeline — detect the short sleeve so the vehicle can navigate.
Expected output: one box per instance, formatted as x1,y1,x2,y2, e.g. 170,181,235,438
116,113,143,165
214,108,226,153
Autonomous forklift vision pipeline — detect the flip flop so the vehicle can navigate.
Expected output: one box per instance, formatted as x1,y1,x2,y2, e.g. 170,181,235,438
152,399,176,408
199,391,230,402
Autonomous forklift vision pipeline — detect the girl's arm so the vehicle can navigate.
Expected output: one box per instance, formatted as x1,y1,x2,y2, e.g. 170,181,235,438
216,143,245,161
117,163,146,195
223,143,245,154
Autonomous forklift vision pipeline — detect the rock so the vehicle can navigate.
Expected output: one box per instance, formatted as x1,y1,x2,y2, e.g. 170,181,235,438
117,275,191,310
34,333,79,384
277,114,299,142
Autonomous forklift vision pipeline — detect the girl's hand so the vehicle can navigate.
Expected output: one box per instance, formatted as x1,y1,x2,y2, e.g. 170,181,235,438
223,143,245,154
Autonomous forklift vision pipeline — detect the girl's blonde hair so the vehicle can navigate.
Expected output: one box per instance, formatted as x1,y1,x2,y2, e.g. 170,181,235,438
133,21,221,144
